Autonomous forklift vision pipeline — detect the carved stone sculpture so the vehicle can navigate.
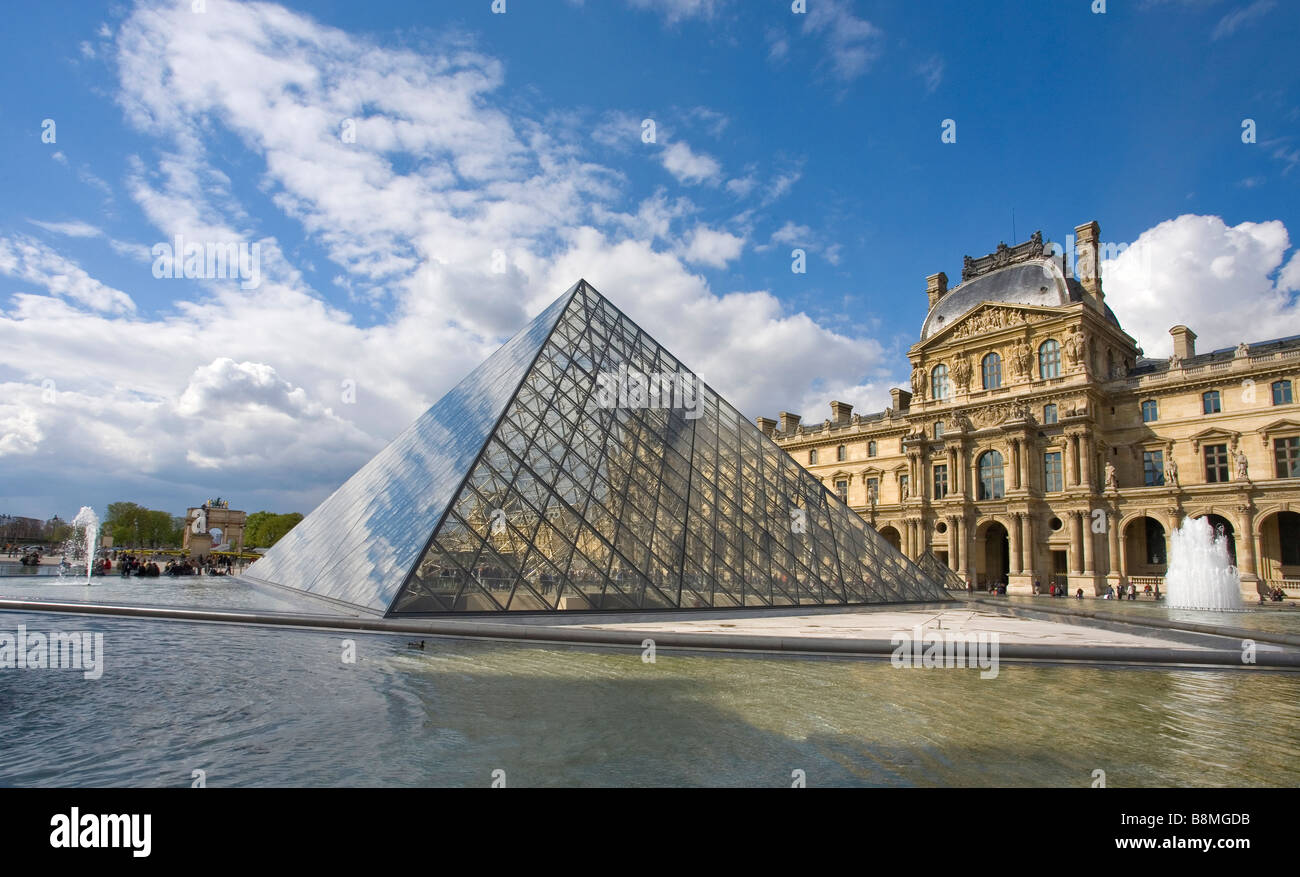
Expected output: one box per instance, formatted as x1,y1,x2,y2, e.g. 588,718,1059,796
952,356,972,391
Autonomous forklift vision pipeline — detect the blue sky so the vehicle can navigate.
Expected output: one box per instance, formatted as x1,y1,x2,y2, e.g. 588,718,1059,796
2,0,1299,521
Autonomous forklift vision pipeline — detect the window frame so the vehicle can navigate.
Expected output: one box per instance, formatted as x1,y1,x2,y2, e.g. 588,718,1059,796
1204,443,1229,483
1043,451,1063,493
981,352,1002,390
977,450,1005,500
931,364,950,402
1202,390,1222,415
1273,380,1293,406
1042,403,1058,425
1141,399,1158,423
1038,339,1061,380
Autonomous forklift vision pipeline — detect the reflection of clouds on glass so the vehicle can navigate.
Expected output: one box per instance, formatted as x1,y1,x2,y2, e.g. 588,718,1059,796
244,284,575,612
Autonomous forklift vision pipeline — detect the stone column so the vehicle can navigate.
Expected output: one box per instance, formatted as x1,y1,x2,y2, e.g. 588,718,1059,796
1107,511,1121,581
1080,435,1093,491
1064,436,1076,487
1082,511,1096,575
1070,511,1084,574
1021,438,1033,492
1009,513,1023,574
1010,440,1022,490
947,516,960,572
948,447,959,496
1237,505,1259,594
959,514,972,581
1021,514,1035,579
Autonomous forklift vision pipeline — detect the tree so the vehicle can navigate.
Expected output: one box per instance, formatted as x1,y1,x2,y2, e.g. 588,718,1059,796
103,502,185,548
244,511,303,548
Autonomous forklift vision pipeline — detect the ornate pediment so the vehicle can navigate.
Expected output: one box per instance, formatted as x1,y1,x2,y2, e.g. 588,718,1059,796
927,303,1060,345
1259,418,1300,447
1188,427,1241,452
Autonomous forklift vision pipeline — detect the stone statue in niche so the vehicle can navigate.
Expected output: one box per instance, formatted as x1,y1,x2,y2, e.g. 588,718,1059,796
952,356,972,391
1064,325,1087,369
1164,455,1180,488
1235,449,1250,481
1104,462,1118,492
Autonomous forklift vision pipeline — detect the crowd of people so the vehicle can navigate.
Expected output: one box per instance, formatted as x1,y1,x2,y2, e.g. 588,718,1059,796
112,552,234,577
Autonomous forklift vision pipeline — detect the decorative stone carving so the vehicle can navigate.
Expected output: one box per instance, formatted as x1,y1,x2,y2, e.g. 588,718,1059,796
960,231,1045,281
952,356,972,391
910,363,926,399
1235,449,1250,481
1104,462,1118,492
1164,456,1179,488
1064,325,1087,370
948,306,1048,340
970,403,1014,429
1010,339,1032,378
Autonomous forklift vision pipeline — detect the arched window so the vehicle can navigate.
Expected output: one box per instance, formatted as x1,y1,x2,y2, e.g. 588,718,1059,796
837,444,846,462
867,440,877,457
1141,399,1158,422
1042,403,1058,425
809,449,818,465
981,352,1002,390
931,364,950,401
1038,340,1061,379
978,450,1005,500
1273,380,1293,405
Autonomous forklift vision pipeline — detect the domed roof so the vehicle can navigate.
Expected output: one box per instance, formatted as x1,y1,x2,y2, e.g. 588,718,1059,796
921,256,1120,341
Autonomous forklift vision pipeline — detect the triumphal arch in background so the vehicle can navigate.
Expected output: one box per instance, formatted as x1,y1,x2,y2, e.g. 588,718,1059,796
183,498,247,557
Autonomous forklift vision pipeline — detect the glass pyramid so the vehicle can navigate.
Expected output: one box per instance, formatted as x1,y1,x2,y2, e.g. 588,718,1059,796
915,549,967,591
248,280,951,614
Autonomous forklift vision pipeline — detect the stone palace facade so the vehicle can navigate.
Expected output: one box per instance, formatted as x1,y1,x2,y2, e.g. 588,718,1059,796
760,221,1300,597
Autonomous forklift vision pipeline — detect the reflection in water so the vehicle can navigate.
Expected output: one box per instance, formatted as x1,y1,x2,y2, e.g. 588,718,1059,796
0,611,1295,787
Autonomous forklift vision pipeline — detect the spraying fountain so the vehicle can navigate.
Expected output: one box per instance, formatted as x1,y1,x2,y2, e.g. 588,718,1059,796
68,506,100,587
1164,516,1243,611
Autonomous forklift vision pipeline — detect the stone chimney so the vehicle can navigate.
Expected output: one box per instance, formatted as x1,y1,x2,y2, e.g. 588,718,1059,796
1074,221,1104,310
891,388,912,412
829,400,853,426
1170,325,1197,361
926,272,948,309
778,411,801,434
755,417,777,438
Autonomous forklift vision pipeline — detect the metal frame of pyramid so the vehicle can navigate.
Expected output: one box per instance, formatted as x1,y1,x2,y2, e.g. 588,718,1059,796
915,549,968,591
245,280,951,615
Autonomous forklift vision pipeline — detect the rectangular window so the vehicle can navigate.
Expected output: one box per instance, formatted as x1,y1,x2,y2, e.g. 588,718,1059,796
835,479,849,502
933,422,944,439
1043,452,1063,493
1204,443,1229,483
1274,381,1294,405
1276,436,1300,479
932,465,948,499
1142,450,1165,487
1203,391,1221,414
1042,404,1058,425
866,477,879,502
1141,400,1158,423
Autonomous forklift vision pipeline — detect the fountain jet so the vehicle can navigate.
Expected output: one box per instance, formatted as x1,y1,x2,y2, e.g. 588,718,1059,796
1165,516,1243,611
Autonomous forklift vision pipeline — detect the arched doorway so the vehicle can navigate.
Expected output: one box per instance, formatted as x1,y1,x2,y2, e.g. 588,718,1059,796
1123,516,1167,577
1258,510,1300,591
878,526,902,552
1198,513,1237,566
980,521,1009,587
